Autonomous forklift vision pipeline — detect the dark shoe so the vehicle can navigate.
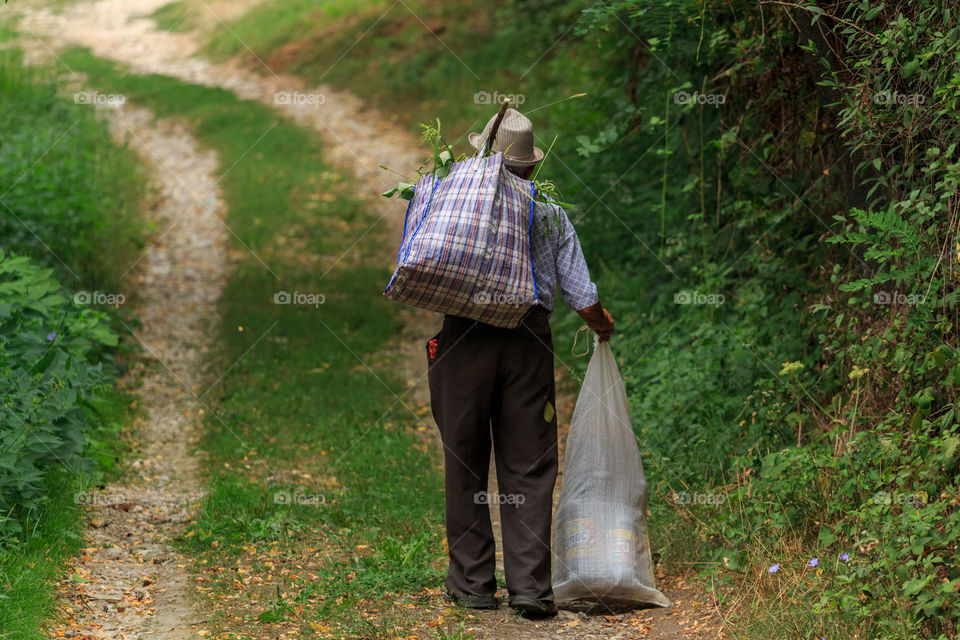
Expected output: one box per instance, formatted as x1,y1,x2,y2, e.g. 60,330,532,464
444,590,498,610
509,594,558,618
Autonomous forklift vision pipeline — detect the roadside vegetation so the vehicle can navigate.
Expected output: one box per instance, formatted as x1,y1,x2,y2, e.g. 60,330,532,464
0,49,145,638
61,48,459,639
168,1,960,637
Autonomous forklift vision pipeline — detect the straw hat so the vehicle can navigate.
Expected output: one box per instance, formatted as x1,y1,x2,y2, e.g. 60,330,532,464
468,108,544,167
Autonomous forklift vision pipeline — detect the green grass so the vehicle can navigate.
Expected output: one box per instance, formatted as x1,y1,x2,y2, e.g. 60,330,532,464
0,472,87,638
0,48,146,293
205,0,387,63
60,47,449,638
83,384,142,481
148,0,199,33
0,13,20,42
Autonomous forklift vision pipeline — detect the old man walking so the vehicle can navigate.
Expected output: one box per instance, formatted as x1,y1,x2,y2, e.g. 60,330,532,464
428,107,614,618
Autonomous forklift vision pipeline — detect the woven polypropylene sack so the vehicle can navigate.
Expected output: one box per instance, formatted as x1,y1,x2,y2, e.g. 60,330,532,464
553,341,670,608
384,153,538,328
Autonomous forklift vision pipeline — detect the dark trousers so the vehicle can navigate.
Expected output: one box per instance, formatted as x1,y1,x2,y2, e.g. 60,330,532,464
427,307,558,601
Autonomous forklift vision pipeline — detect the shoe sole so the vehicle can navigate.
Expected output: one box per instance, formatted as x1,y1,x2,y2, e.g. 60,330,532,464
509,599,557,618
444,594,498,610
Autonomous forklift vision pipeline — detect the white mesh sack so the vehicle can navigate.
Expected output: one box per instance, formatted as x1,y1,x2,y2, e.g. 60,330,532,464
553,341,670,608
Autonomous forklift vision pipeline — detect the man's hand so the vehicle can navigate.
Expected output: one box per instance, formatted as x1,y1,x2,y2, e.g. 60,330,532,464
577,302,615,342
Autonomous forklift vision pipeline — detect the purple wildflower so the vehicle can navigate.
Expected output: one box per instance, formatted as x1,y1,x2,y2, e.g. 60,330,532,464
809,558,819,567
46,332,56,342
839,553,850,562
768,564,780,573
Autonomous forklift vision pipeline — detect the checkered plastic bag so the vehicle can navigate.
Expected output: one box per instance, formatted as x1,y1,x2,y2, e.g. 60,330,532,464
384,152,538,328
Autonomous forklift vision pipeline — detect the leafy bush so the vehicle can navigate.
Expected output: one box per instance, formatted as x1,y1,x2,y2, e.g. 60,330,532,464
801,3,959,634
581,2,960,637
0,250,120,537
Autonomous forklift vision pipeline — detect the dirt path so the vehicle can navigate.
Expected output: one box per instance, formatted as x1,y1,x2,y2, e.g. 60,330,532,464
45,102,226,638
14,2,725,638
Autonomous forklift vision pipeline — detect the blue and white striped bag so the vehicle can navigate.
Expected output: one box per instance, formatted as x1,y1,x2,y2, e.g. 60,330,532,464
384,152,539,328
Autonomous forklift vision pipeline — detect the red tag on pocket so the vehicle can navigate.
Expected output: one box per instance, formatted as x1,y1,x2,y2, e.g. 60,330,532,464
428,337,439,363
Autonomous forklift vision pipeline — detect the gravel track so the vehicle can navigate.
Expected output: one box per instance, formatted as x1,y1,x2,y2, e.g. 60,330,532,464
48,103,224,639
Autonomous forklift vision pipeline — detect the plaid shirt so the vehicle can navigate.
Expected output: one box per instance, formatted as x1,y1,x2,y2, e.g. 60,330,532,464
529,201,599,312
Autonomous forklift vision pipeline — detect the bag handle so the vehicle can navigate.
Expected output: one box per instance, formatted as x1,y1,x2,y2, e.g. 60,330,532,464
571,325,591,357
474,97,511,159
